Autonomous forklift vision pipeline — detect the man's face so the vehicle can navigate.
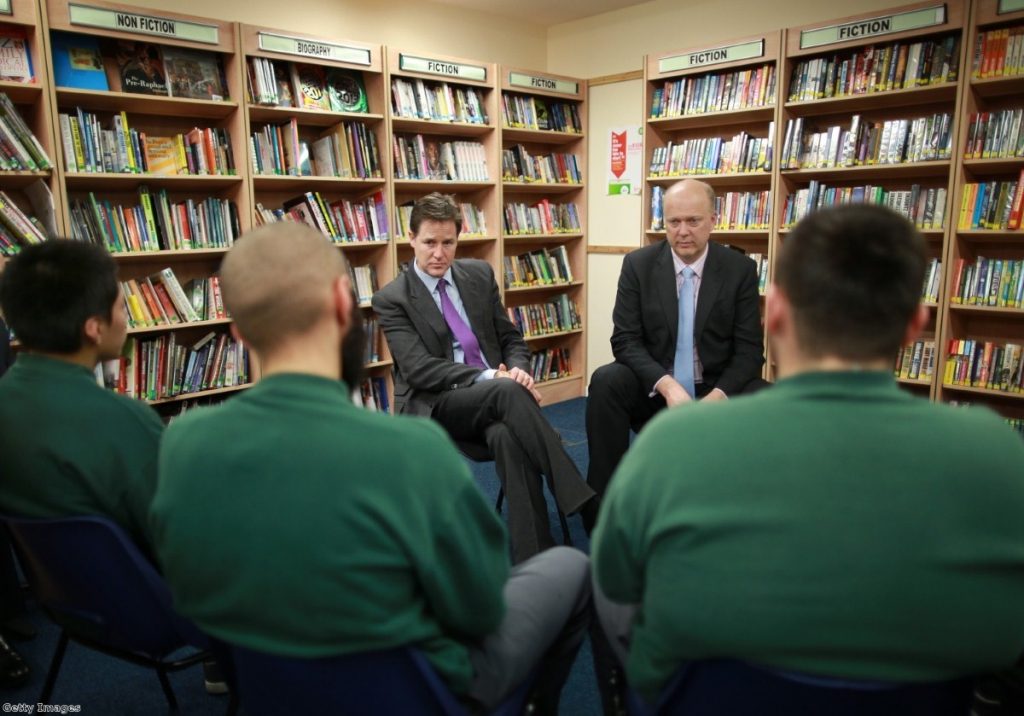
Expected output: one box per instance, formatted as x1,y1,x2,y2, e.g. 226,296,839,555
340,286,367,388
97,289,128,361
665,184,715,264
409,219,458,277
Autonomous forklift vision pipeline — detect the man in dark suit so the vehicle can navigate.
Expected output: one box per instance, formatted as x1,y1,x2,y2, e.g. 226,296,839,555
586,179,766,500
372,193,595,564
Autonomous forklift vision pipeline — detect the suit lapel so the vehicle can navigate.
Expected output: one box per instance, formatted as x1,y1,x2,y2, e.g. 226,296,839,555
695,243,723,340
655,242,679,344
406,264,453,359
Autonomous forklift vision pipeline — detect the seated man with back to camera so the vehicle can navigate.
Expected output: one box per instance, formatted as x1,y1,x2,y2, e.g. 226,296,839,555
592,204,1024,705
150,222,591,714
586,178,766,514
372,192,596,563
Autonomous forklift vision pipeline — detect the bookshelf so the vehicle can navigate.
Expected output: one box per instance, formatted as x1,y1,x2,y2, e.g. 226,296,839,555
499,66,587,404
643,32,781,379
778,0,968,389
0,0,63,252
937,0,1024,423
386,48,500,273
42,0,252,413
240,25,392,409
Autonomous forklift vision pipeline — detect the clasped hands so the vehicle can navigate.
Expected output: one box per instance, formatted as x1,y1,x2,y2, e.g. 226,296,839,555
495,363,542,403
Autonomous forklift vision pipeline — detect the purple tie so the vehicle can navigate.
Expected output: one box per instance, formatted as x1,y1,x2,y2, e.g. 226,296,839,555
437,278,486,368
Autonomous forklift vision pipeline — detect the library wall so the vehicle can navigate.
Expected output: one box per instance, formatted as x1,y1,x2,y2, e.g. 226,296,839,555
127,0,548,68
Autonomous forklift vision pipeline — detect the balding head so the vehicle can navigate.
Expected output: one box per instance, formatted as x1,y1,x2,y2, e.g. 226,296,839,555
664,179,715,215
221,223,348,354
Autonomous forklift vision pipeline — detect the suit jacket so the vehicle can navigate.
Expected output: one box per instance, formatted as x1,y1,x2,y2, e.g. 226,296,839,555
372,259,530,416
610,240,764,395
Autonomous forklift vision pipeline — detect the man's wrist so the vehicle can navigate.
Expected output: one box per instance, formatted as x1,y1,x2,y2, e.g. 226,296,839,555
473,368,497,383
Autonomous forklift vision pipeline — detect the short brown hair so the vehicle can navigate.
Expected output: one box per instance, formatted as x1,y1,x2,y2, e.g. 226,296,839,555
409,193,462,236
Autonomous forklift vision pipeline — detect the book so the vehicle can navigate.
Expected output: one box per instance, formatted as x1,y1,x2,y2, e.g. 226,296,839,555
162,46,227,101
50,32,108,91
291,63,330,111
325,68,367,113
104,40,168,96
144,135,181,176
0,26,32,83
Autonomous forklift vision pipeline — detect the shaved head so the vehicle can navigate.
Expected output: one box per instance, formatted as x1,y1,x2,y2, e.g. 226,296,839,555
220,223,347,354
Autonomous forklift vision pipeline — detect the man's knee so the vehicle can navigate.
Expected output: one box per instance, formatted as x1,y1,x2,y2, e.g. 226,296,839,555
589,362,640,405
521,546,591,597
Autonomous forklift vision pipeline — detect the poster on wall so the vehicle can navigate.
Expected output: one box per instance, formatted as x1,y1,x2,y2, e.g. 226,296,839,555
607,125,642,195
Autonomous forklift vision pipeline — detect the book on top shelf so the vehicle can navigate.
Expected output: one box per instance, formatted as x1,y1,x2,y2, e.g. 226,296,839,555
291,63,330,111
102,40,168,96
50,32,107,90
0,26,33,83
325,68,367,113
162,47,227,101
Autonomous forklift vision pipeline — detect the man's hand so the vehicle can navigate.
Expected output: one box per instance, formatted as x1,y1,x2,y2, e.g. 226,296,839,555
656,376,693,408
497,363,542,403
700,387,728,402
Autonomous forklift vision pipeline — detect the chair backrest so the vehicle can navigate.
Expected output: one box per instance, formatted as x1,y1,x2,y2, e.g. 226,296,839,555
1,514,201,657
633,659,973,716
226,643,468,716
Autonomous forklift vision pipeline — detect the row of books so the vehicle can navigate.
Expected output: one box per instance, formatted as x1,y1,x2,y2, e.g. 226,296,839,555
392,134,489,181
501,95,582,133
779,113,953,170
895,339,936,382
504,245,575,288
255,190,389,243
944,339,1023,394
715,192,771,231
0,189,47,254
247,57,368,112
354,376,390,413
122,271,224,328
972,26,1024,79
250,118,381,178
59,109,235,176
507,295,582,338
964,109,1024,160
648,129,774,177
949,257,1024,309
781,183,947,230
51,32,228,101
349,263,379,304
0,93,51,171
529,347,571,383
101,332,249,402
501,145,582,184
787,35,961,102
922,258,942,304
650,63,776,119
958,174,1024,231
394,200,486,238
503,200,581,235
363,316,381,364
70,189,240,252
390,78,485,124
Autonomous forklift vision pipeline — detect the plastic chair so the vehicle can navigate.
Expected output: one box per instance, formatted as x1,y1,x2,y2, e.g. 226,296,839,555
455,438,573,546
628,658,974,716
225,642,533,716
1,514,210,710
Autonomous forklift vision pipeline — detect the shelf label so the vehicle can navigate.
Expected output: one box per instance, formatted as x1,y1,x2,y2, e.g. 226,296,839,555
399,54,486,81
998,0,1024,13
258,32,370,65
658,39,765,73
799,5,946,49
508,72,578,95
69,4,220,44
0,0,11,16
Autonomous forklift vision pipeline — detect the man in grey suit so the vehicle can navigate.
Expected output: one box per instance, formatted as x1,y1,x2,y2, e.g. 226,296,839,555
586,179,766,504
372,193,595,564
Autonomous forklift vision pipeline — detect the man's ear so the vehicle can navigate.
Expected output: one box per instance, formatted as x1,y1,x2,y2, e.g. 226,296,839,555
902,303,929,347
229,322,246,346
333,275,354,331
82,316,103,347
764,283,787,336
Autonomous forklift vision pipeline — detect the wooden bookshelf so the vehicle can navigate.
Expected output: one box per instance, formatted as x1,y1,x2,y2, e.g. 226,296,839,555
499,66,587,404
643,32,781,379
778,0,969,392
42,0,251,412
0,0,63,251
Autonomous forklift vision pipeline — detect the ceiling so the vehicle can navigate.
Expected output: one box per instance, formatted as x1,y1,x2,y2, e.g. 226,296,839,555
427,0,652,26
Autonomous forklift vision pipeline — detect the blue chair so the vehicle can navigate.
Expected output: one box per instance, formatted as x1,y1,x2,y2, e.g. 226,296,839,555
224,642,534,716
628,659,973,715
1,514,210,710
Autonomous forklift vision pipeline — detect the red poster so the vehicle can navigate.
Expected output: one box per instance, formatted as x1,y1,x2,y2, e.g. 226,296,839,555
610,131,626,178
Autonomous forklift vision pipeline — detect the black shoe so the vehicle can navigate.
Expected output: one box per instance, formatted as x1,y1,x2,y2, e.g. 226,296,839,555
580,496,600,537
203,658,229,695
0,634,29,688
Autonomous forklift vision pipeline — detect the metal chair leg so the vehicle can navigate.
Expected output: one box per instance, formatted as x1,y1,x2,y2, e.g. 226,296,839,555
39,630,69,703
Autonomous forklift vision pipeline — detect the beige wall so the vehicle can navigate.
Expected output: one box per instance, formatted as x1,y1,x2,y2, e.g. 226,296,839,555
129,0,548,67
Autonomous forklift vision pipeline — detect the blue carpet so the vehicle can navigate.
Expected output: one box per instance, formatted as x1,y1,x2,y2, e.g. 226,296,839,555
1,397,600,714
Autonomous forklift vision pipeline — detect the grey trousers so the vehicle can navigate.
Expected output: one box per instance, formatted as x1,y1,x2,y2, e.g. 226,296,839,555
465,546,592,713
593,573,638,669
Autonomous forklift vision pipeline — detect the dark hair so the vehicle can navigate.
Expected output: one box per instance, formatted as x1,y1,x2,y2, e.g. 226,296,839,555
0,240,119,353
409,192,462,236
775,204,926,361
